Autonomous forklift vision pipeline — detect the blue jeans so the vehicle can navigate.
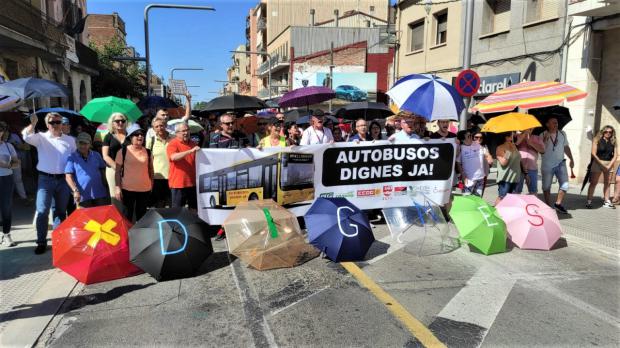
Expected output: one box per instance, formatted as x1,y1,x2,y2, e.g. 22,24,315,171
515,169,538,194
498,181,519,199
0,174,15,234
35,175,71,245
542,161,569,192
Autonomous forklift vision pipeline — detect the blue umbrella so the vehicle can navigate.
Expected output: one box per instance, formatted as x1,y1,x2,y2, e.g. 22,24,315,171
304,198,374,262
36,107,82,119
137,96,179,111
386,74,465,121
0,77,69,99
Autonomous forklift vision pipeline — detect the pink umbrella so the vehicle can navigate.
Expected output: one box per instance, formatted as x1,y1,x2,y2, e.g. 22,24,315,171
495,194,562,250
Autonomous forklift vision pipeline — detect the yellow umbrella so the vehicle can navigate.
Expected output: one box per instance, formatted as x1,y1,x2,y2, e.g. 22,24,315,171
480,112,542,133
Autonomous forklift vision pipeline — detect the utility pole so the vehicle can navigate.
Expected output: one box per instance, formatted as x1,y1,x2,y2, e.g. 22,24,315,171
460,0,474,130
328,42,334,112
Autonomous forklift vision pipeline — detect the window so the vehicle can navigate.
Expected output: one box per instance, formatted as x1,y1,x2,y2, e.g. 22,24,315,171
248,166,262,187
236,169,248,189
408,20,425,52
482,0,511,34
435,11,448,45
227,172,236,190
525,0,559,23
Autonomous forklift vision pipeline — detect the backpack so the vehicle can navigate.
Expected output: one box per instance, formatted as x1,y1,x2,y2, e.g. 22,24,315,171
120,145,152,179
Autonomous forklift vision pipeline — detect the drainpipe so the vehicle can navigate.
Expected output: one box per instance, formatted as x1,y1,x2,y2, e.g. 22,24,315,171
310,9,315,26
334,10,339,27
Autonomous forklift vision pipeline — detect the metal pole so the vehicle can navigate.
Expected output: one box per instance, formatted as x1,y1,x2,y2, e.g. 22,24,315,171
459,0,474,130
170,68,204,81
329,42,334,112
145,4,215,96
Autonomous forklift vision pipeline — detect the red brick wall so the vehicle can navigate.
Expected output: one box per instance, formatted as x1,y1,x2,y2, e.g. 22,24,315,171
366,47,394,103
86,14,126,47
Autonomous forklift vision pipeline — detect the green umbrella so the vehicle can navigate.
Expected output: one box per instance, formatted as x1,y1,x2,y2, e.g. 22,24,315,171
80,96,142,123
449,195,507,255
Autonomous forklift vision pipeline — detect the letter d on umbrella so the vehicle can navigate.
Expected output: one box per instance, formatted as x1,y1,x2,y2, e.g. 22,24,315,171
158,219,188,255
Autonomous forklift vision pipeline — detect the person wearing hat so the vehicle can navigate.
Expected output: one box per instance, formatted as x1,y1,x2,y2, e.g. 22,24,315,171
114,124,153,221
258,118,287,149
65,133,109,208
300,109,334,145
22,112,76,254
61,117,73,137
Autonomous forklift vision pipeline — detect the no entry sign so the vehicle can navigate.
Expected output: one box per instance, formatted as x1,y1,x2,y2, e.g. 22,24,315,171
455,70,480,97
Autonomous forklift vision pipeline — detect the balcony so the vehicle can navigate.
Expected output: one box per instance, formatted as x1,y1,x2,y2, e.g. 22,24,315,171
0,0,67,49
257,54,290,76
257,86,286,99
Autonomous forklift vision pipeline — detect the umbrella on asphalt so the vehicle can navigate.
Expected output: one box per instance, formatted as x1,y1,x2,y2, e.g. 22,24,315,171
167,118,204,133
496,194,562,250
80,96,142,123
129,208,212,281
386,74,465,121
223,200,319,270
52,205,142,284
335,102,393,120
528,106,572,134
470,81,587,114
480,112,542,133
304,198,374,262
137,95,179,111
449,195,507,255
278,86,335,109
201,93,268,113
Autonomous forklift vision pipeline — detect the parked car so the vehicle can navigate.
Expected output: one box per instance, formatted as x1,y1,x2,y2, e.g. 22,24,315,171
335,85,367,101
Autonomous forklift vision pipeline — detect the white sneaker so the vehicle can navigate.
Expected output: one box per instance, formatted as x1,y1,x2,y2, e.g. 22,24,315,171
1,234,16,247
603,201,616,209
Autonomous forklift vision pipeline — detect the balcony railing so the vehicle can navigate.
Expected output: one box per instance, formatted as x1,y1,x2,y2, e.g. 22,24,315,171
257,86,286,99
1,0,67,49
257,54,289,76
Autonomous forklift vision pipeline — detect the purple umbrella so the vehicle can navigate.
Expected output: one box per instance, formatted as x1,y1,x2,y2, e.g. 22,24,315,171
278,86,335,108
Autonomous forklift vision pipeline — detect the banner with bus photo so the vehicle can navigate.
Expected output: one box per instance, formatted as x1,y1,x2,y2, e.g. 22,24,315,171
195,140,456,225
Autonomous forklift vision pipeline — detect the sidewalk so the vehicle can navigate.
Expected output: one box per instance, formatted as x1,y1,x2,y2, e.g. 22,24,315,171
0,179,617,347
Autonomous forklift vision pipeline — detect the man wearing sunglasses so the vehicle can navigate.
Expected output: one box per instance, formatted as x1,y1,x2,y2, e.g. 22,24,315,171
207,112,250,148
22,112,76,254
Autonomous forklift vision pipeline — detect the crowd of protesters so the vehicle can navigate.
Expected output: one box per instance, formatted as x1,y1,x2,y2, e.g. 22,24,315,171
0,100,618,251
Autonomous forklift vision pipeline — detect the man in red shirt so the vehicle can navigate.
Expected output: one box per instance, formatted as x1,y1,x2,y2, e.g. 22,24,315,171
167,123,200,210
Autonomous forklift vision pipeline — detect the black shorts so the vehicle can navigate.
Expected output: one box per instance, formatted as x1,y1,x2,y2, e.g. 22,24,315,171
171,187,197,209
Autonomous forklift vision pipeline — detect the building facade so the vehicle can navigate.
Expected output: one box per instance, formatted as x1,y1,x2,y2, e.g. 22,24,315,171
0,0,98,110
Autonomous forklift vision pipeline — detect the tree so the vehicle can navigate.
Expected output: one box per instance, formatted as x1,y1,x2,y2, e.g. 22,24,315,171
193,101,208,110
90,37,146,99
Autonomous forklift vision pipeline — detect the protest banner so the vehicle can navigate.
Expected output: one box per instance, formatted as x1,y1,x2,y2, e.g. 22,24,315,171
196,139,456,225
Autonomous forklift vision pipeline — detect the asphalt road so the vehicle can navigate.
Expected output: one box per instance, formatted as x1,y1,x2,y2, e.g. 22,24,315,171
38,213,619,348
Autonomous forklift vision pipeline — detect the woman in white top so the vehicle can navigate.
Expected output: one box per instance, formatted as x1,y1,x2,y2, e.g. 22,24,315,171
0,121,20,247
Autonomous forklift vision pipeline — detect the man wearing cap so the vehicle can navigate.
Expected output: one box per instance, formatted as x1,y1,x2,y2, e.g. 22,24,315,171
61,117,73,137
300,109,334,145
65,133,109,208
22,112,76,254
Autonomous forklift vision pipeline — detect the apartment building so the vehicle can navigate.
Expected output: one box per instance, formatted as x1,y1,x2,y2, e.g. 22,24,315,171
225,45,252,95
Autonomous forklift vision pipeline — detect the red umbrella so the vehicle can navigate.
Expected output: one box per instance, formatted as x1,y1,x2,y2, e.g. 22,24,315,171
52,205,142,284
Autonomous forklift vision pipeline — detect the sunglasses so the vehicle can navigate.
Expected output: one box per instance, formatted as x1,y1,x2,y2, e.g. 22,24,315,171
221,122,234,126
48,121,62,125
474,135,483,140
603,130,613,134
78,141,90,145
113,119,126,124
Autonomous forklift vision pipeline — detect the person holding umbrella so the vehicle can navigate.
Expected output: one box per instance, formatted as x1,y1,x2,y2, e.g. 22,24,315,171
495,132,523,205
114,125,153,222
541,117,574,214
207,112,250,148
64,133,109,208
22,112,76,254
389,116,420,141
299,110,334,145
167,122,200,210
586,126,618,209
102,112,129,209
0,122,20,247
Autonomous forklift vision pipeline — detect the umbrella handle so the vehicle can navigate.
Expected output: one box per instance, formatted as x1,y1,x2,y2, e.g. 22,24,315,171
262,208,279,239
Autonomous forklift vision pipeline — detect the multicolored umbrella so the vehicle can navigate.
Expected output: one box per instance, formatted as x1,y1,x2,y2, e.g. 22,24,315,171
386,74,465,121
449,195,507,255
304,198,374,262
470,81,587,114
480,112,542,133
223,200,319,270
80,96,142,123
52,205,142,284
278,86,335,108
496,194,562,250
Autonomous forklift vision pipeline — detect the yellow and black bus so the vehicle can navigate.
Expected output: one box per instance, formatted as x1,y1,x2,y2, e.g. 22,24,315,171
198,152,314,207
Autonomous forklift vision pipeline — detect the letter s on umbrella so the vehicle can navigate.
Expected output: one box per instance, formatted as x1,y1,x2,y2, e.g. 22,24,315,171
337,207,359,237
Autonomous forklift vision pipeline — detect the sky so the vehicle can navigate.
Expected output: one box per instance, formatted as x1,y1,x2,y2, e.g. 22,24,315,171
88,0,257,103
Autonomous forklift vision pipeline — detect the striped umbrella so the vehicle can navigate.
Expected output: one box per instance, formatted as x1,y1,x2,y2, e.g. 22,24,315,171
470,81,587,114
387,74,465,121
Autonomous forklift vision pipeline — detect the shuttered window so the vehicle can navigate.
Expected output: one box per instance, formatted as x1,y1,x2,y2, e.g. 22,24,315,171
408,20,424,52
482,0,511,34
435,11,448,45
525,0,559,23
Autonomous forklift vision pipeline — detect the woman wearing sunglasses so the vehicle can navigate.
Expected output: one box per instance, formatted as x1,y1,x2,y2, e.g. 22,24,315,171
586,126,618,209
102,113,129,208
258,118,287,148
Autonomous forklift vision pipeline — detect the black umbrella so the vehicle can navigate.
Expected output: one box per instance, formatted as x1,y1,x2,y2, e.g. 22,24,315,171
201,93,268,113
529,106,572,135
335,102,393,120
137,96,179,111
614,99,620,110
284,108,313,123
581,160,592,193
129,208,212,281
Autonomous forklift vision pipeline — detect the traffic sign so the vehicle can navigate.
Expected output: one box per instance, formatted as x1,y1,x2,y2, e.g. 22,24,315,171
455,70,480,97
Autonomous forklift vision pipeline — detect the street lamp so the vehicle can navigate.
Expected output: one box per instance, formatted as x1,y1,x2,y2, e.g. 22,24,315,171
170,67,204,82
229,50,271,100
144,4,215,96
